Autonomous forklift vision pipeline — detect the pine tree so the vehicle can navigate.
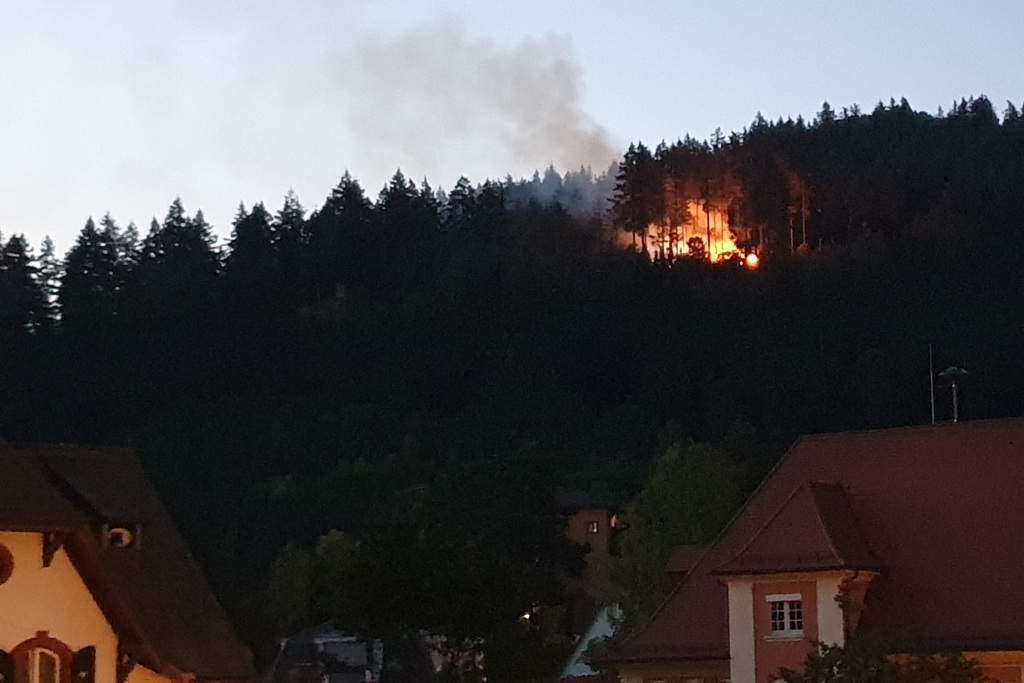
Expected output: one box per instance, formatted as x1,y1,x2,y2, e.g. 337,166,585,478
37,235,61,320
274,190,308,297
307,172,374,295
60,217,121,329
611,142,660,254
0,235,46,335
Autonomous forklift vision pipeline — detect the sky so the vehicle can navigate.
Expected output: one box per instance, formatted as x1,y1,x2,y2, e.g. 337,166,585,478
2,0,1023,254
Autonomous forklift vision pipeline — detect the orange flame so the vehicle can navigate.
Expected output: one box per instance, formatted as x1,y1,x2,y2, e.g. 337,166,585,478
648,201,743,262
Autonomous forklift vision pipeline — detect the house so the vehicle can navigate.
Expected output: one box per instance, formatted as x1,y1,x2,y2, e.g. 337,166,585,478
0,443,257,683
599,419,1024,683
562,505,624,635
269,626,385,683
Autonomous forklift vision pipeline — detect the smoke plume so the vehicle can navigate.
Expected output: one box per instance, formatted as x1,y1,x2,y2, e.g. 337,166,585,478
332,19,619,186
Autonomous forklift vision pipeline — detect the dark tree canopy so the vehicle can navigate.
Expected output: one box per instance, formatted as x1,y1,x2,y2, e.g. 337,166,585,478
0,94,1022,679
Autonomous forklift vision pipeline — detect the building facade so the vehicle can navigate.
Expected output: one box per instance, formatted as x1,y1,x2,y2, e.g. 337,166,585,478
0,444,256,683
600,420,1024,683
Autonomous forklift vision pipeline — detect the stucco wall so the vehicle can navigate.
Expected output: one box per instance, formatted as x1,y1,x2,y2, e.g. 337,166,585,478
728,580,755,683
126,664,177,683
969,652,1024,683
0,532,118,683
565,509,613,597
752,581,817,683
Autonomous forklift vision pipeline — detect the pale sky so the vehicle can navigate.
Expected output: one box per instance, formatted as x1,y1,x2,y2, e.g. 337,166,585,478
2,0,1022,254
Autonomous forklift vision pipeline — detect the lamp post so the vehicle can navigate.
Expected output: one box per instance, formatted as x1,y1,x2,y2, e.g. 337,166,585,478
937,366,969,422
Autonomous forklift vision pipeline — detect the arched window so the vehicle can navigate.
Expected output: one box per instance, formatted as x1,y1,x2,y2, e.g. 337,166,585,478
10,633,75,683
29,649,58,683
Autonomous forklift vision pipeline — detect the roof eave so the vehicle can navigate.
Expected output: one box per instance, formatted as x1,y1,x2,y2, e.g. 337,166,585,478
595,652,730,667
713,563,883,577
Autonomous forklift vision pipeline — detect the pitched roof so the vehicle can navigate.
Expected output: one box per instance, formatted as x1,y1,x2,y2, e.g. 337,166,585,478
713,482,881,575
603,419,1024,664
0,444,256,681
666,545,707,577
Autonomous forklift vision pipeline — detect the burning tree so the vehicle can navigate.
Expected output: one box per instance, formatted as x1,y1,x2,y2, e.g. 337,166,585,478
611,136,754,263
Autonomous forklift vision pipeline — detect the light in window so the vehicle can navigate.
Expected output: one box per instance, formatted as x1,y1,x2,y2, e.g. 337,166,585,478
587,521,600,534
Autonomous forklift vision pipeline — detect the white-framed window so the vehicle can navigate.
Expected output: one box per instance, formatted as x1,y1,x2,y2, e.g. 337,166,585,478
766,593,803,637
30,649,59,683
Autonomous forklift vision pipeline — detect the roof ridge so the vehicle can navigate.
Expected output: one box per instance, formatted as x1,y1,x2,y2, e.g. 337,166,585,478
796,416,1024,443
725,483,807,563
806,482,848,566
612,433,809,647
603,420,1024,667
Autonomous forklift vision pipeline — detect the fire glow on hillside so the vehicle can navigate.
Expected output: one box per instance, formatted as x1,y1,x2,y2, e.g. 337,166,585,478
620,201,758,267
650,202,738,261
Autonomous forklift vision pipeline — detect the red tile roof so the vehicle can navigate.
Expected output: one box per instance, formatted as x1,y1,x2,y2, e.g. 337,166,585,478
666,545,707,577
603,419,1024,664
714,482,881,575
0,444,256,680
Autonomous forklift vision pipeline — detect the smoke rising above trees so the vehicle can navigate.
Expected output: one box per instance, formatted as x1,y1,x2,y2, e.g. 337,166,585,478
0,93,1022,679
333,19,619,191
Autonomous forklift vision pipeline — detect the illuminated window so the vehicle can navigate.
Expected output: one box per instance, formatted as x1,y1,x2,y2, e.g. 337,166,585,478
587,521,600,534
766,593,803,637
30,649,59,683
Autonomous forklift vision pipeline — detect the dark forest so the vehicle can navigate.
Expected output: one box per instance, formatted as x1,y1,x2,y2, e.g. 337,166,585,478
1,96,1022,677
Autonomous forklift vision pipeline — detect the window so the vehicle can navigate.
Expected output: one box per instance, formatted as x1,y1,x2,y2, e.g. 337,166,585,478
107,527,134,548
766,593,803,637
11,632,81,683
30,650,58,683
587,521,600,534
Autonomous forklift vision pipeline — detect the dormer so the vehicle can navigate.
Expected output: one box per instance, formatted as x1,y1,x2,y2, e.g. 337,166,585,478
714,482,881,683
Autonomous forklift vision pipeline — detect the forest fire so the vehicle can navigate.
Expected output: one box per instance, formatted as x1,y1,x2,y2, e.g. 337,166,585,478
619,201,757,266
610,139,777,267
647,202,740,262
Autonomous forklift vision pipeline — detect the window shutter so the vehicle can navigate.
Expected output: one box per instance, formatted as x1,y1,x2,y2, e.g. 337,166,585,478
0,650,13,683
71,648,95,683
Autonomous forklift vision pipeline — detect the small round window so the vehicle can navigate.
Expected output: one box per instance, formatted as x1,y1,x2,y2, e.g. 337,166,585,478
0,544,13,585
107,527,134,549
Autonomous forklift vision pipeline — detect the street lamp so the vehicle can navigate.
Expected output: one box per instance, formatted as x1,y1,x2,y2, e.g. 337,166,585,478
937,366,969,422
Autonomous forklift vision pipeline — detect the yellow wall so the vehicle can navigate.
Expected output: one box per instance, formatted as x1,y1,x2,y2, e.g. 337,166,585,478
0,532,118,683
126,664,179,683
967,652,1024,683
